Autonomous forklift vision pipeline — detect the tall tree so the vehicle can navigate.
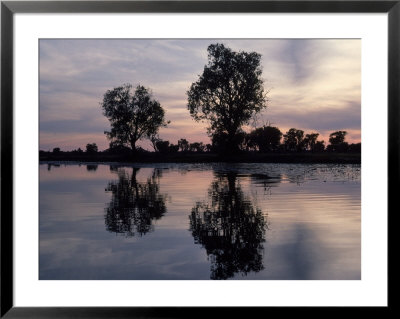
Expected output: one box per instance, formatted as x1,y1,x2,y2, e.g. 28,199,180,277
187,43,268,152
101,84,168,151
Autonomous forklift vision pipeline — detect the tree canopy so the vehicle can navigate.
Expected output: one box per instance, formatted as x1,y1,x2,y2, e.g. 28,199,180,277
187,43,268,152
248,126,282,152
303,133,319,152
101,84,168,151
85,143,98,154
328,131,348,152
284,128,305,152
329,131,347,145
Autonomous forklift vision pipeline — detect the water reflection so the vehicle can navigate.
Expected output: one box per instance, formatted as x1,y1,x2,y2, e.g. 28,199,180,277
104,167,167,237
86,164,98,172
47,163,60,171
189,172,270,279
40,163,361,280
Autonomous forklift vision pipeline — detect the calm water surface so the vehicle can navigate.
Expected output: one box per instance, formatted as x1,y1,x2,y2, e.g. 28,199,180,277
40,162,361,280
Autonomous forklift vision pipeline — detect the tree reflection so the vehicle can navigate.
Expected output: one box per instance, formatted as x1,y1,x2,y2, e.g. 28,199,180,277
189,172,267,279
105,167,166,237
86,164,98,172
47,163,60,171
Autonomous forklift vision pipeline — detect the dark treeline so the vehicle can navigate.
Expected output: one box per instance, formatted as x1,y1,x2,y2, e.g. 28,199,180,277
40,43,360,164
40,127,360,156
39,126,361,164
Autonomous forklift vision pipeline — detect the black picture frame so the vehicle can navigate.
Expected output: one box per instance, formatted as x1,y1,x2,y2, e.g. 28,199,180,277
1,1,396,317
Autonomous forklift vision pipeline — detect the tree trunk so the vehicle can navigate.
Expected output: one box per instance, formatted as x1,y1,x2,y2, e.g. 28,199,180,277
130,139,136,153
227,129,239,154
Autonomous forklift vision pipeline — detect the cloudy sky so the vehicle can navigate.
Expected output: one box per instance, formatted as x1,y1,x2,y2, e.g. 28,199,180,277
39,39,361,151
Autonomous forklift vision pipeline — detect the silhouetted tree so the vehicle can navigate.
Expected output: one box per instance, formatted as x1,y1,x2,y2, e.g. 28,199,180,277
52,147,61,154
284,128,305,152
153,139,179,153
243,132,256,151
105,143,132,155
328,131,348,152
189,172,267,279
303,133,319,152
169,143,179,153
148,133,162,152
155,140,170,153
74,147,83,154
314,140,325,152
187,43,268,153
189,142,205,152
104,167,167,237
329,131,347,145
348,142,361,153
328,142,349,152
178,138,190,152
248,126,282,152
101,84,168,152
86,143,98,154
211,130,246,154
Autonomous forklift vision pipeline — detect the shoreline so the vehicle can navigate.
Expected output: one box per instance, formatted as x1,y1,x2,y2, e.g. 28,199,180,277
39,152,361,164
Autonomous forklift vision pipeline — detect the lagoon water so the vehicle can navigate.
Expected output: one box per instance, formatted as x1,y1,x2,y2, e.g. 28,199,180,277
39,163,361,280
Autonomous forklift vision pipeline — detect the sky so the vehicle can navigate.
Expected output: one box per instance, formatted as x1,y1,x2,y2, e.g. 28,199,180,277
39,39,361,151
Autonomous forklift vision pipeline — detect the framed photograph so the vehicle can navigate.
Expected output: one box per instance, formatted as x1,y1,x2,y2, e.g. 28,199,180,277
1,0,396,317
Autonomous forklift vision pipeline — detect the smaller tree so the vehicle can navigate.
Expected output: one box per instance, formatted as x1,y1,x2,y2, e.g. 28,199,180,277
211,130,246,154
154,140,179,154
248,126,282,152
283,128,305,152
349,142,361,153
303,133,320,152
52,147,61,154
149,133,162,152
328,131,348,152
178,138,190,152
169,143,179,153
86,143,98,154
155,140,170,153
101,84,168,152
329,131,347,145
106,142,132,155
314,140,325,152
71,148,83,154
189,142,205,153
